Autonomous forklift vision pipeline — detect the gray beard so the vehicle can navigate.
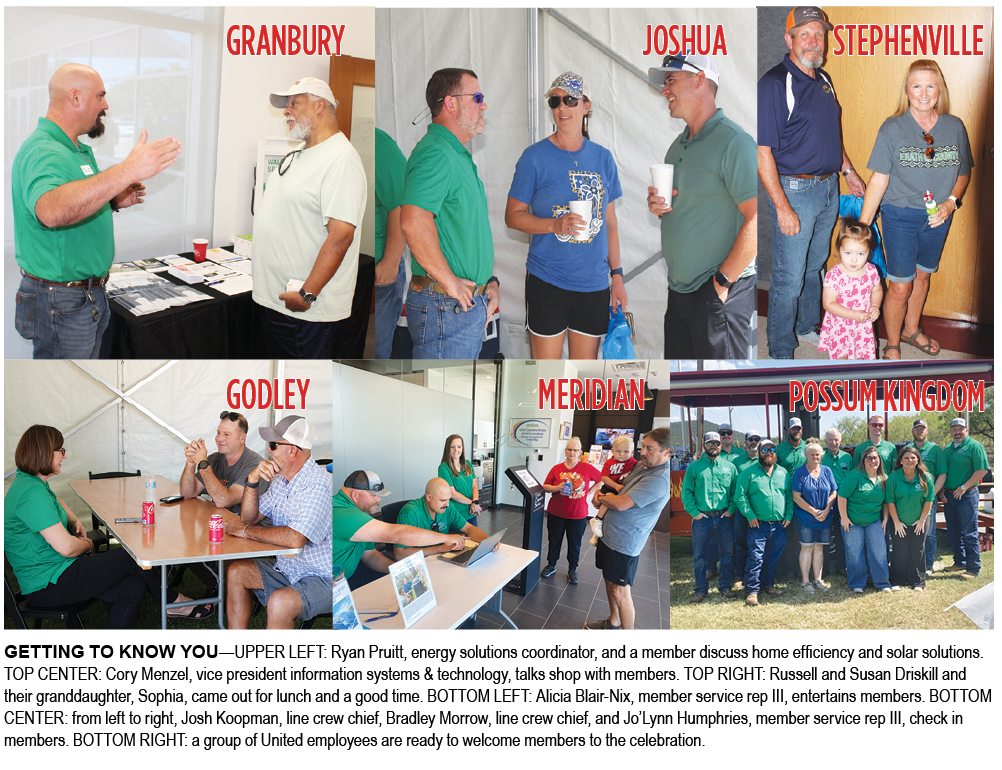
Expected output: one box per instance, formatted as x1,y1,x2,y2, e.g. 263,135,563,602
289,117,313,141
797,51,824,70
457,112,484,138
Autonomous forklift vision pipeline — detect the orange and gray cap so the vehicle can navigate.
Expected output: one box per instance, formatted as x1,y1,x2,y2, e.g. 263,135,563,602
786,6,833,32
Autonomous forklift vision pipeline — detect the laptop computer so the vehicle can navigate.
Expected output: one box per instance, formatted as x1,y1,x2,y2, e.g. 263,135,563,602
438,528,507,567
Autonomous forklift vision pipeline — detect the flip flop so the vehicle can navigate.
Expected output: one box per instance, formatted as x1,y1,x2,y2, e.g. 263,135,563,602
168,603,215,620
882,344,901,360
901,328,940,355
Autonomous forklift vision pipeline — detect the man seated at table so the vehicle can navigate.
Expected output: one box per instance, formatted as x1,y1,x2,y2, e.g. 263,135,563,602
224,416,332,629
333,470,468,589
393,477,494,561
180,410,265,514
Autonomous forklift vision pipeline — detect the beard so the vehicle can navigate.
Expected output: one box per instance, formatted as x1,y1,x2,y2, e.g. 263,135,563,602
87,112,106,139
797,48,824,70
457,109,485,138
289,116,314,141
758,454,777,469
704,448,720,458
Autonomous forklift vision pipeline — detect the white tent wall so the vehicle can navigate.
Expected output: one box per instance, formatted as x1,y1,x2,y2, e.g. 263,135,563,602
377,7,756,359
4,360,333,526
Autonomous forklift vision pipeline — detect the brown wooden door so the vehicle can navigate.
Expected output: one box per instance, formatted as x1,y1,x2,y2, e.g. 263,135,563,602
328,54,376,142
824,7,993,325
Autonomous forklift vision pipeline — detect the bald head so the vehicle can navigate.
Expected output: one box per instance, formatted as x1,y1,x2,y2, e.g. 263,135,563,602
47,64,108,141
425,477,453,515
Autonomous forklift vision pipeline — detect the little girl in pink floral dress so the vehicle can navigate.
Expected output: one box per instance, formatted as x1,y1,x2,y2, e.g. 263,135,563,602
818,219,883,360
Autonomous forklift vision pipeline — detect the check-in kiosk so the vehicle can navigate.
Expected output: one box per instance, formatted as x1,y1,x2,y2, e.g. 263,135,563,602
504,465,545,596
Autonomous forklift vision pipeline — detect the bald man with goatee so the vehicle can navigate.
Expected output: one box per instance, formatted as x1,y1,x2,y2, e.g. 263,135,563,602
12,64,182,359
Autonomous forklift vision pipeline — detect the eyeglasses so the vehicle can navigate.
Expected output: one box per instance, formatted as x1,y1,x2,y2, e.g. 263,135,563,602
865,455,880,462
759,447,777,455
921,132,935,160
268,441,298,451
55,448,67,456
440,92,485,104
719,430,733,436
548,95,580,109
278,149,302,176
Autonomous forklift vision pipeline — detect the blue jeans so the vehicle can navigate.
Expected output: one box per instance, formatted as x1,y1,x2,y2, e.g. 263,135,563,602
943,488,980,575
880,204,952,283
374,257,406,359
766,173,839,359
405,285,487,359
15,274,110,359
744,520,787,594
843,520,891,590
692,514,734,595
733,513,748,582
924,504,939,572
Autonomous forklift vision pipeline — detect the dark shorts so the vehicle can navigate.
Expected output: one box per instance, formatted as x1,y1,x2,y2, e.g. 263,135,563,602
595,539,639,586
525,272,609,337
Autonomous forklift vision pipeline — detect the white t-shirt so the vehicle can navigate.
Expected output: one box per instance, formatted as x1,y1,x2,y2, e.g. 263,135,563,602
253,131,367,322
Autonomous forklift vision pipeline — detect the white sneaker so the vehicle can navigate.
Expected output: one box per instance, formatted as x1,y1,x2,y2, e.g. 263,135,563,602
590,518,604,538
853,588,864,593
880,587,893,592
797,330,821,347
890,586,901,591
913,586,924,591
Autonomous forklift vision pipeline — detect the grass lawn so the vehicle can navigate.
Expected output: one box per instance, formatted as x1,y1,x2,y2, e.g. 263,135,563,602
5,546,332,631
670,534,993,630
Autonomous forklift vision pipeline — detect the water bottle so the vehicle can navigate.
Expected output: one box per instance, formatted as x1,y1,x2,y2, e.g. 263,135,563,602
562,479,573,496
143,474,156,526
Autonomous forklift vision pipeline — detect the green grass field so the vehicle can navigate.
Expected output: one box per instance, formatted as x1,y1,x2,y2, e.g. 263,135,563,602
670,535,993,630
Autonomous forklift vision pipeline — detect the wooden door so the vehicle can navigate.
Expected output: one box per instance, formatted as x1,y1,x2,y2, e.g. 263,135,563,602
328,54,376,141
824,7,993,325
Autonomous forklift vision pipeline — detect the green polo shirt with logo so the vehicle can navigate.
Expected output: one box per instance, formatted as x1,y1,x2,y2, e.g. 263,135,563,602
12,118,115,281
821,449,853,486
777,440,807,475
331,490,375,578
403,123,493,284
681,455,736,516
911,440,947,482
660,108,756,293
853,439,898,474
943,436,989,489
838,469,885,526
394,497,467,548
735,464,792,523
885,469,936,526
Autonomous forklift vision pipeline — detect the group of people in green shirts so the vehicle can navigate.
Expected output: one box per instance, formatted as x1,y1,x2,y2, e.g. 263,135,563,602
681,413,988,610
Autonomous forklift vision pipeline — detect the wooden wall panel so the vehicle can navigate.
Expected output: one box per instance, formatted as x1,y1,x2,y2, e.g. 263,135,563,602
824,6,993,323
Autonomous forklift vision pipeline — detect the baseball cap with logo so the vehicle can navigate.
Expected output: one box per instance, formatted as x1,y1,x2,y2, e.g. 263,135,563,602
951,418,967,428
786,6,833,33
704,432,721,444
648,50,720,87
788,417,803,429
270,76,339,109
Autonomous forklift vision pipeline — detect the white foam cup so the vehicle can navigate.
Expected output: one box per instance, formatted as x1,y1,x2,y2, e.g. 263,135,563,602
568,200,592,235
650,164,675,209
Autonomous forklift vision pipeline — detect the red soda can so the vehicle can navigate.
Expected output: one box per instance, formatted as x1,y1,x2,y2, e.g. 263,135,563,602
209,514,224,543
142,501,155,526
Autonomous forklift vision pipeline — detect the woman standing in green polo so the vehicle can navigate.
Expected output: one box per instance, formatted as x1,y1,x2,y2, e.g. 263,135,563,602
885,446,936,590
838,446,893,593
439,434,481,527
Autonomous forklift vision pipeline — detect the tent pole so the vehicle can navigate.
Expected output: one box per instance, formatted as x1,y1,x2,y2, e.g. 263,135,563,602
527,8,540,143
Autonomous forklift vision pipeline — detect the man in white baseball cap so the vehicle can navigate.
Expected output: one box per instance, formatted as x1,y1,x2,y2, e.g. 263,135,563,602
225,415,334,629
253,76,368,359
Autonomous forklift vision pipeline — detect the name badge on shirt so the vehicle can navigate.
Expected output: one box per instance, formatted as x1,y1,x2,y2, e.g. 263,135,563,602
80,164,94,176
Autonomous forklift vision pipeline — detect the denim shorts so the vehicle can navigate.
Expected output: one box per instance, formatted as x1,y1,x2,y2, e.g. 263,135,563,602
252,558,333,621
796,518,831,545
879,203,953,283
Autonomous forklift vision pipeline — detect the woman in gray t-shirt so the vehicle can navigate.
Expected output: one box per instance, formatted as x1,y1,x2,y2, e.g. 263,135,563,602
858,59,973,360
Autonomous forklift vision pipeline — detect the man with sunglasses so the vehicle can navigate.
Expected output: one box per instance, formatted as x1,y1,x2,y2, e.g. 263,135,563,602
401,68,499,359
908,419,947,573
393,477,493,561
646,51,757,359
730,429,762,588
776,417,808,579
180,411,264,514
253,77,367,358
759,7,866,360
735,439,793,606
224,416,333,629
822,428,853,574
717,424,739,464
852,414,897,471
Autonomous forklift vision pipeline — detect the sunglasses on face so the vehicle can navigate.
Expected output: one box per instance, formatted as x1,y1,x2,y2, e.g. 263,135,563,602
705,441,721,447
548,95,580,109
441,92,485,104
719,431,733,436
760,448,776,455
268,441,297,451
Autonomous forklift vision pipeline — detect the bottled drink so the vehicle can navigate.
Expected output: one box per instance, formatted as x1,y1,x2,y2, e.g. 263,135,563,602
143,474,156,526
562,479,573,496
924,190,938,219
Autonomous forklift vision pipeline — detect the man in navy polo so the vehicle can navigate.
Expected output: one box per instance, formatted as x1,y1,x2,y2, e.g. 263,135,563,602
758,7,866,359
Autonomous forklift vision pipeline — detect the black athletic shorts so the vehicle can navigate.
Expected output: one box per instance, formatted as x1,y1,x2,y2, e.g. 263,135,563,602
595,539,639,586
525,272,610,337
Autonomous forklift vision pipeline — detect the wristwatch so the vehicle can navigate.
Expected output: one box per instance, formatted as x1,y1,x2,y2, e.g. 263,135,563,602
197,460,209,470
299,288,317,304
948,195,963,210
841,167,854,177
610,268,624,278
714,271,734,289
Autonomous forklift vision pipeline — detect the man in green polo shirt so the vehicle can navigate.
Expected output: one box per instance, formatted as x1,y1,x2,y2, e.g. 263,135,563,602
821,427,853,574
776,417,807,579
645,51,757,359
393,477,492,561
941,419,988,578
909,418,948,572
718,423,739,464
853,414,898,473
400,67,500,359
730,429,761,589
333,470,467,589
11,63,181,358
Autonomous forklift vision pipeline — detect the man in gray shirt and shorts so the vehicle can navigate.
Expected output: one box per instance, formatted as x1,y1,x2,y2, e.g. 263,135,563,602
180,411,267,514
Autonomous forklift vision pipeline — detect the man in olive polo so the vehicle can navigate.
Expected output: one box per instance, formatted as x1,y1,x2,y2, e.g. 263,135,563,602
400,67,500,359
941,418,988,579
909,418,948,572
681,432,738,602
11,63,181,358
645,51,757,358
853,415,898,472
735,439,792,606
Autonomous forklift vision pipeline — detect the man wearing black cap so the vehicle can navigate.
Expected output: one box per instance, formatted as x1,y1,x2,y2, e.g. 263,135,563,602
645,51,757,359
759,7,866,359
333,470,467,589
180,411,264,514
253,77,367,358
909,418,947,572
225,416,333,629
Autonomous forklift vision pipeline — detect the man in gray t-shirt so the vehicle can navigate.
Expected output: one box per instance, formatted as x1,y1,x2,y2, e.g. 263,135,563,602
180,411,267,514
587,428,672,631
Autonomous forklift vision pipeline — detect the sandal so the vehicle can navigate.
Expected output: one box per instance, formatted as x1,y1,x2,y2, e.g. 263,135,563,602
882,344,901,360
168,603,215,620
901,328,940,356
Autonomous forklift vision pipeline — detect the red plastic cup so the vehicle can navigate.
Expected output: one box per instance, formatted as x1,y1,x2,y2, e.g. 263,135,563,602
193,238,208,262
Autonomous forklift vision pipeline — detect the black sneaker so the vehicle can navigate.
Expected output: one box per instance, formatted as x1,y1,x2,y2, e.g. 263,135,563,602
568,570,578,585
541,564,556,578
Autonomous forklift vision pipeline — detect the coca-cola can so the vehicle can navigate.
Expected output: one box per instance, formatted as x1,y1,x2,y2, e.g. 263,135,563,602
142,501,155,526
209,514,224,543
